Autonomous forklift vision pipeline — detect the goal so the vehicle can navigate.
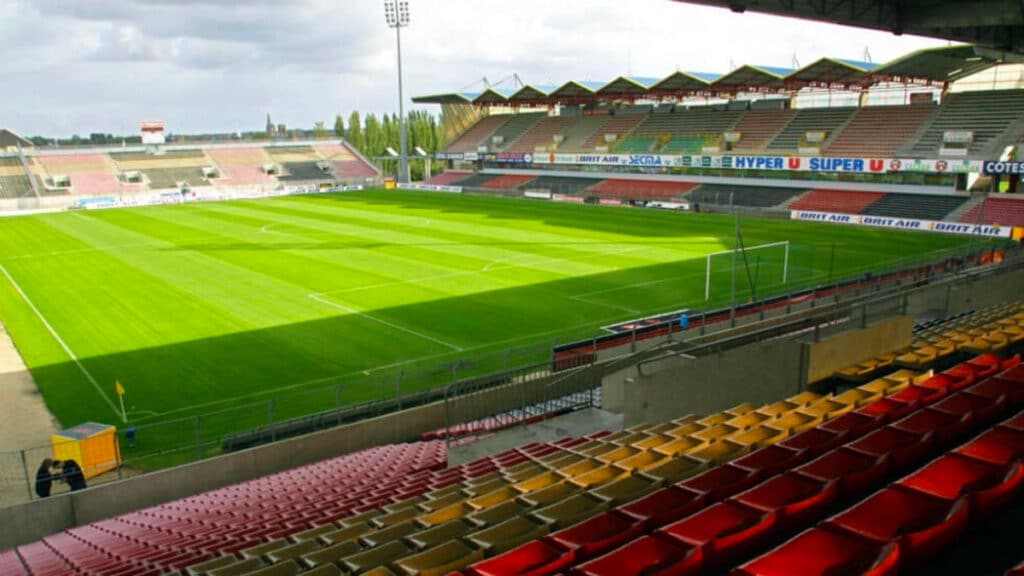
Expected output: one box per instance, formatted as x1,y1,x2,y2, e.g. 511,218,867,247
705,240,790,301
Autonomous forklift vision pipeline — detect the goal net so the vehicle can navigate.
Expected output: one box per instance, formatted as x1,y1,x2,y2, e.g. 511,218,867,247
705,240,790,301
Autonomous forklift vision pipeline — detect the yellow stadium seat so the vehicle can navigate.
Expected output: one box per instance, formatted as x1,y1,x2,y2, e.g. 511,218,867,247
769,410,822,434
631,434,673,451
383,496,426,514
423,483,465,501
467,485,523,511
405,519,477,551
643,455,708,483
800,398,854,420
302,563,342,576
671,414,700,426
690,439,750,465
532,493,612,529
265,541,320,564
394,539,484,576
665,422,706,439
416,502,473,527
589,473,663,505
360,519,419,548
467,498,529,527
578,442,622,459
725,403,758,416
724,411,772,430
597,430,633,444
616,450,670,472
465,516,551,556
464,471,504,488
567,440,605,456
341,540,412,575
832,387,883,408
569,464,630,489
652,435,709,458
728,425,790,450
288,523,337,542
373,506,423,528
610,432,654,447
417,490,466,512
514,470,567,493
362,567,398,576
755,401,798,420
320,523,372,546
240,539,289,560
339,509,381,528
463,477,508,497
239,561,299,576
201,558,263,576
501,461,547,483
696,412,732,427
560,458,603,478
541,452,586,471
518,480,577,508
691,424,740,444
785,391,823,408
596,445,641,465
299,541,360,565
645,422,684,435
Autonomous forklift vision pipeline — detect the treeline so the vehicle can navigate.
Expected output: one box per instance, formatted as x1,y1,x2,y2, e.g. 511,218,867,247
331,110,446,181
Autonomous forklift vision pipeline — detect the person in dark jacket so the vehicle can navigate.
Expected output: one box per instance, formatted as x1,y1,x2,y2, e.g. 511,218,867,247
35,458,54,498
60,459,87,491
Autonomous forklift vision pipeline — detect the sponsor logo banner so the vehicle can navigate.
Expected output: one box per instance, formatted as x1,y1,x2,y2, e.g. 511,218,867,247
790,210,1011,238
493,152,534,164
982,161,1024,175
398,183,462,193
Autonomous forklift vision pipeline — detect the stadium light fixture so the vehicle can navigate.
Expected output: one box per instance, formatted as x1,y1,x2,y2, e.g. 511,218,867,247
384,0,411,183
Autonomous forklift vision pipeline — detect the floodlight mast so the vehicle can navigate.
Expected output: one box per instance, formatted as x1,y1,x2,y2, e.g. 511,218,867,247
384,0,411,183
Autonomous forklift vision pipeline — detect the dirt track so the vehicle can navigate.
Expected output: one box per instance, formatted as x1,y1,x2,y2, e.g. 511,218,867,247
0,322,60,507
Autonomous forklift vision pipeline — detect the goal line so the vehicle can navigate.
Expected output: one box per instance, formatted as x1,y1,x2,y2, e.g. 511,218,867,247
705,240,790,301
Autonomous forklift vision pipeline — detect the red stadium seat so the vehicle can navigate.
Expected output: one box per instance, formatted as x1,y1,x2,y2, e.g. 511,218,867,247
732,473,838,530
615,485,708,528
856,396,918,422
546,511,646,561
572,535,702,576
846,425,935,472
932,390,1008,428
775,427,846,460
732,526,899,576
817,410,880,440
464,540,573,576
953,424,1024,466
890,407,974,446
795,448,889,498
825,485,969,566
678,464,763,502
659,501,777,568
898,454,1024,519
732,444,804,476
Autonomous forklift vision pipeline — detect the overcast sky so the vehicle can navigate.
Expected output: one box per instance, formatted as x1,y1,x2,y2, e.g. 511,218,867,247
0,0,950,137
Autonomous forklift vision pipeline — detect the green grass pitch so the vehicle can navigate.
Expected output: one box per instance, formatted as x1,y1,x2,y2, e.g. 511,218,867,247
0,190,978,457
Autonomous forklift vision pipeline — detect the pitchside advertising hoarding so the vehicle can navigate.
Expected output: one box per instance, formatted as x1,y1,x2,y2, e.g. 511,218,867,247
438,151,984,174
790,210,1014,238
982,161,1024,175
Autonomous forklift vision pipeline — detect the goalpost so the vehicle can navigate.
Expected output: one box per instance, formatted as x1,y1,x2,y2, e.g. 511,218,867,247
705,240,790,301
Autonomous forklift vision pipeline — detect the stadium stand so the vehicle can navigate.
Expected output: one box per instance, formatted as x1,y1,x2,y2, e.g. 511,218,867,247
142,167,207,189
729,108,796,153
37,154,124,195
859,192,968,220
581,114,646,152
904,89,1024,157
314,143,378,179
957,196,1024,227
824,103,937,157
518,176,599,195
687,184,809,208
555,116,612,153
109,150,212,190
766,107,858,153
0,158,32,198
624,107,744,154
424,171,472,186
480,174,536,190
265,146,322,162
205,148,277,186
588,179,698,200
787,189,886,214
506,117,575,153
445,115,513,154
486,113,546,152
278,162,332,182
452,173,501,188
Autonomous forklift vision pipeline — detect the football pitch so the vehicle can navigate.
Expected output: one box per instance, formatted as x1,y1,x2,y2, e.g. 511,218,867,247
0,190,979,456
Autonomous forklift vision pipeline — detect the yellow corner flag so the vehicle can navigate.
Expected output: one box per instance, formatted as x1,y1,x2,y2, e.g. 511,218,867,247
115,380,126,396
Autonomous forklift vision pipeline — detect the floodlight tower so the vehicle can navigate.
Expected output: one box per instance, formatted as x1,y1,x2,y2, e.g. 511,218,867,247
384,0,410,183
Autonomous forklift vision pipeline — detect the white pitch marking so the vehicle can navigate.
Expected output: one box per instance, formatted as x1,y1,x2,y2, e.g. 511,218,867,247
308,293,464,352
2,242,153,261
0,262,121,418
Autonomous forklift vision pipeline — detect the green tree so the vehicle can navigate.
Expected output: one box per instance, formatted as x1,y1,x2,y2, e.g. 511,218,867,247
313,121,327,139
334,114,345,138
347,111,363,150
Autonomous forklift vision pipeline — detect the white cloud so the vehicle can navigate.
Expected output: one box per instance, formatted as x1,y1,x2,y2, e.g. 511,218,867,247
0,0,949,136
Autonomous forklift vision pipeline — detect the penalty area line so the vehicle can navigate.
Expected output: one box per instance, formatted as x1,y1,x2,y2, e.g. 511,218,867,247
0,262,121,419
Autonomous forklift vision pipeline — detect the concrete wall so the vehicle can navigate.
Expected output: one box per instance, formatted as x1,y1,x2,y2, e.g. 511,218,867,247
804,315,913,384
622,338,805,427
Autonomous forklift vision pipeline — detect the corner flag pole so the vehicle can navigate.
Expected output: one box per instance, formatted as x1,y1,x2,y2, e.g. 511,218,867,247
115,380,127,423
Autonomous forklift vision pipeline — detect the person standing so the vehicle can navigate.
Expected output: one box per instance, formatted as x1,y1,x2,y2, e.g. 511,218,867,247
34,458,54,498
60,459,87,492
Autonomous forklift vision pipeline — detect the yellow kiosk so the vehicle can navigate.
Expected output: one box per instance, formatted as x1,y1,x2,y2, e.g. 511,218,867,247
51,422,121,480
